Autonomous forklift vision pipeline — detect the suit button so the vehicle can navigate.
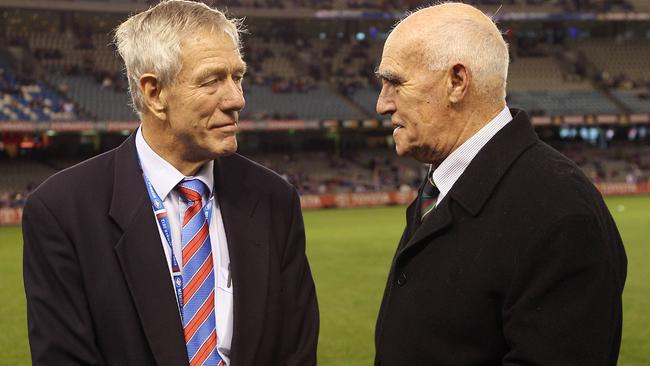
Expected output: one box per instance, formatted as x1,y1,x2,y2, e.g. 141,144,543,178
397,272,407,286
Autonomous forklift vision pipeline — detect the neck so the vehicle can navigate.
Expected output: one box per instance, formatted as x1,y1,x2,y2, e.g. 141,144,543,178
449,100,506,154
141,124,205,176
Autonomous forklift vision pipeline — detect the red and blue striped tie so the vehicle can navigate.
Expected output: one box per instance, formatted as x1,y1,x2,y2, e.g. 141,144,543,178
178,179,223,366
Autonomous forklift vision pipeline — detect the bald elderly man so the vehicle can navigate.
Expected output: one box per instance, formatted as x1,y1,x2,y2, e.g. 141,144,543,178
374,3,626,366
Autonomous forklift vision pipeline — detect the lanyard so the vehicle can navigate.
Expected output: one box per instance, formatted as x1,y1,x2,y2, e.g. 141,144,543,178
142,174,213,321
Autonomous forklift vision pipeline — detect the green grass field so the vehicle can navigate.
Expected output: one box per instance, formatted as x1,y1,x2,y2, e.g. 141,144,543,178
1,196,648,365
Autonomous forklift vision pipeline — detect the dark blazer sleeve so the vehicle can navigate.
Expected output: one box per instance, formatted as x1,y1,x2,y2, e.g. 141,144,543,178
502,214,624,366
279,189,319,366
22,193,105,366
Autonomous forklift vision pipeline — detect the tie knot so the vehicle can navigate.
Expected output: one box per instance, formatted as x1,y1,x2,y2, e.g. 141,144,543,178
423,173,439,197
177,179,208,203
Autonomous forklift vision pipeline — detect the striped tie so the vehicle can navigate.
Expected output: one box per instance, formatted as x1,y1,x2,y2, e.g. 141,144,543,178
177,179,223,366
419,172,439,221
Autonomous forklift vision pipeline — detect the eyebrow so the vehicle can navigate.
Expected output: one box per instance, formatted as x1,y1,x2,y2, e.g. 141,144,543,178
375,68,404,84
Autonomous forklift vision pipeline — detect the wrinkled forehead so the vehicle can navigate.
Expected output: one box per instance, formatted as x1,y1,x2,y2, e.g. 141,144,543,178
176,30,244,76
180,26,240,52
381,32,426,69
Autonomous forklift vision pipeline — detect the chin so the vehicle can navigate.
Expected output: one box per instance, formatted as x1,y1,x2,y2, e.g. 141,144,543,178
219,149,237,157
215,147,237,157
213,136,238,156
394,144,410,157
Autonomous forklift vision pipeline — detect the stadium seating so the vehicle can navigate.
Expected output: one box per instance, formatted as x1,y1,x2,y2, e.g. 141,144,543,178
7,15,649,121
0,160,57,193
0,0,648,210
555,141,650,183
627,0,650,11
0,59,75,121
507,57,593,92
2,140,648,200
351,87,381,118
504,53,627,115
508,90,621,115
612,90,650,113
573,39,650,85
242,84,366,120
47,74,136,121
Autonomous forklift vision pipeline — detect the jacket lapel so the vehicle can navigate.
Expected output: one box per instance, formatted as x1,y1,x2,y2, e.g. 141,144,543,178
403,197,419,247
109,134,189,366
397,198,453,260
396,109,538,261
213,156,267,366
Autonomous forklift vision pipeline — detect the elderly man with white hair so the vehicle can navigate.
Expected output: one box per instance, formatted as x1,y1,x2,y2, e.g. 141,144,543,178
22,1,318,365
374,3,626,366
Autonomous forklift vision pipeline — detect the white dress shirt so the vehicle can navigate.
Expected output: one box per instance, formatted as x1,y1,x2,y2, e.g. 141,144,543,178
431,106,513,205
135,127,233,365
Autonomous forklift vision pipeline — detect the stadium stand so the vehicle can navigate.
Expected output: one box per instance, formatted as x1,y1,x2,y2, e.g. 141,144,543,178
505,54,621,115
8,29,135,120
249,149,425,194
0,160,57,192
242,84,366,120
575,39,650,86
508,91,621,115
566,38,650,113
612,90,650,113
240,35,369,119
2,140,649,199
627,0,650,11
47,73,136,121
4,10,649,121
1,1,649,206
0,56,76,121
507,57,592,92
553,141,650,183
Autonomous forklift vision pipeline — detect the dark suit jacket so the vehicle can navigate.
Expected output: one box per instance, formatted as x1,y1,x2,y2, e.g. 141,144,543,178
375,110,626,366
22,134,318,366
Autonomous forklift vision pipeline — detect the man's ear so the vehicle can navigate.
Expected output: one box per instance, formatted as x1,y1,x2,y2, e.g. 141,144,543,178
139,73,167,120
447,63,470,104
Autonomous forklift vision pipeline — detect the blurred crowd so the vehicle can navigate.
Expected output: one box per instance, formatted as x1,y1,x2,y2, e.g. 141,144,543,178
0,68,79,120
0,190,29,209
1,140,649,207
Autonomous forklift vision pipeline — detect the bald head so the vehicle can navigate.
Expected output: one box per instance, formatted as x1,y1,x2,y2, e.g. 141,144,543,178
376,2,510,163
386,2,509,102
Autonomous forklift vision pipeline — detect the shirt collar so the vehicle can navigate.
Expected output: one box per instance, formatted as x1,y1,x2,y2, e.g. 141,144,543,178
135,126,214,200
431,105,512,199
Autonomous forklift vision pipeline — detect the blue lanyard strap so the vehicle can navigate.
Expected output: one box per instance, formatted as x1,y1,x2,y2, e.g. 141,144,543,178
142,174,214,321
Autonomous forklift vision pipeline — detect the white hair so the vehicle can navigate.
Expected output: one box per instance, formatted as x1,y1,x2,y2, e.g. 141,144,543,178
114,0,245,116
404,3,509,101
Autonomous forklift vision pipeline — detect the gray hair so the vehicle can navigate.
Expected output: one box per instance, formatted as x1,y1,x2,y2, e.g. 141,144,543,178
405,3,509,101
114,0,245,115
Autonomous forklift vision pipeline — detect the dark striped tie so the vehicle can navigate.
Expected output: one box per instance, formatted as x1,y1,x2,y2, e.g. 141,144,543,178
419,172,440,221
177,179,223,366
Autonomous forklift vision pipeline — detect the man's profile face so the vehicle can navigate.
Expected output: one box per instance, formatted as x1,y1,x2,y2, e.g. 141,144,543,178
163,29,246,162
376,35,456,164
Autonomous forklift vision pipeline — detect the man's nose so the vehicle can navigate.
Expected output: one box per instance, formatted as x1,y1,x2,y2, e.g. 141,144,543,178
376,86,395,116
222,78,245,112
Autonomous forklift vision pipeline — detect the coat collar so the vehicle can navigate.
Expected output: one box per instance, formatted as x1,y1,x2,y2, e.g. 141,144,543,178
398,109,538,259
448,109,538,216
108,133,148,232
